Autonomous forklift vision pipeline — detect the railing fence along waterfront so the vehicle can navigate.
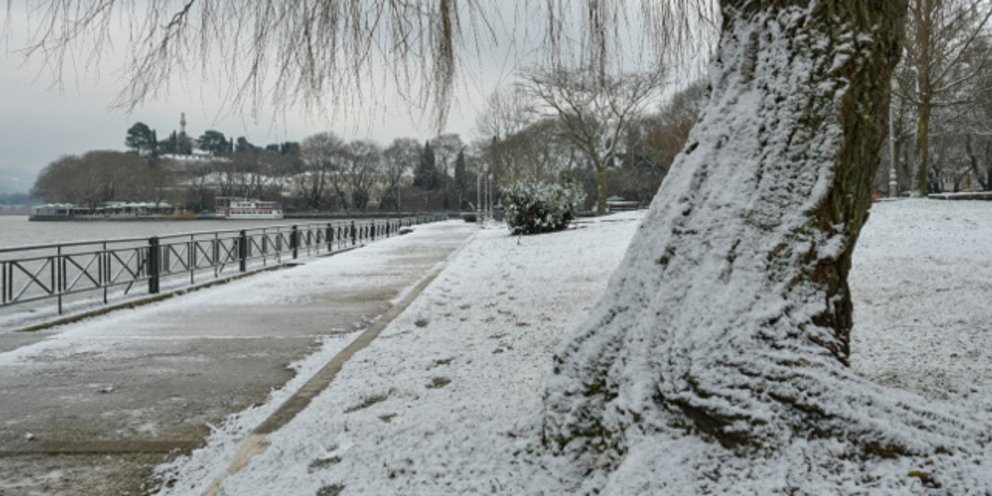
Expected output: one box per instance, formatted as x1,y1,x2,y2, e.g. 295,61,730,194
0,215,446,316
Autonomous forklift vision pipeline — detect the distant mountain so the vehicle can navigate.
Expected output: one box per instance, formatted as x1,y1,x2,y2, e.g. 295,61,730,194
0,192,38,205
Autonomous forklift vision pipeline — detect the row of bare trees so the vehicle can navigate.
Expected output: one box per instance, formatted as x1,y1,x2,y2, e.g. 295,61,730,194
32,151,171,208
889,0,992,194
475,66,707,214
294,133,476,212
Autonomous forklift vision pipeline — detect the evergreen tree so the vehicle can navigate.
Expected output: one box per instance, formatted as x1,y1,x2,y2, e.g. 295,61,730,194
125,122,156,155
198,130,229,155
414,140,438,190
176,131,193,155
235,136,255,153
158,131,179,154
454,149,468,209
280,142,301,155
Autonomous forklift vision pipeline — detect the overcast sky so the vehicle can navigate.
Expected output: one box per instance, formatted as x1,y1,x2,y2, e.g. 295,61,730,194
0,36,520,195
0,2,557,195
0,2,704,195
0,55,513,194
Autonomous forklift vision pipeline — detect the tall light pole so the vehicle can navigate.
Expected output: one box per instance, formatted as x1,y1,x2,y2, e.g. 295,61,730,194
486,171,493,219
477,163,484,219
889,80,898,198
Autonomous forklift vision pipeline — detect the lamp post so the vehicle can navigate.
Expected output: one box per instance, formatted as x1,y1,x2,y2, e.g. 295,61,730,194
889,81,898,198
487,172,493,219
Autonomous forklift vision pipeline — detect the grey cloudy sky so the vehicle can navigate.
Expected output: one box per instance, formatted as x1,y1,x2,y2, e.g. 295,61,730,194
0,54,509,194
0,2,701,195
0,34,518,195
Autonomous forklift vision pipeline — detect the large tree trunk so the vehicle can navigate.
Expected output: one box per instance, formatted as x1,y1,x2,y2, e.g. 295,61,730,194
913,0,935,196
916,103,932,194
543,0,989,488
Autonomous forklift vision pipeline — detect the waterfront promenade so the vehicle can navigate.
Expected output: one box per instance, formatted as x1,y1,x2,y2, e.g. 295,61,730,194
0,221,476,495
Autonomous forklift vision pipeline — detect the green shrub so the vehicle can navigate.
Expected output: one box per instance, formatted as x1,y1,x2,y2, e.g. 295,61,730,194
504,180,585,235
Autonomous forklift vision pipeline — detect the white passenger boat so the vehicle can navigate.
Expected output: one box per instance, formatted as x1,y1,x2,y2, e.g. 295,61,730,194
215,197,284,219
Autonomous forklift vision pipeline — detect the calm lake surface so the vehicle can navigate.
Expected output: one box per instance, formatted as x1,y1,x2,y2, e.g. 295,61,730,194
0,216,328,248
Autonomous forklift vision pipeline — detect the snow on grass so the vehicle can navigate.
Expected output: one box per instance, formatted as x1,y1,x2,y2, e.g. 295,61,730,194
851,199,992,415
194,213,644,495
160,202,992,494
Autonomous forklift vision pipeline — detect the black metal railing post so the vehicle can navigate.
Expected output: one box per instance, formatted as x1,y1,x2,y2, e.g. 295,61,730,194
261,233,269,266
148,237,161,294
238,230,248,272
189,236,196,283
99,242,107,303
212,236,220,276
291,225,299,259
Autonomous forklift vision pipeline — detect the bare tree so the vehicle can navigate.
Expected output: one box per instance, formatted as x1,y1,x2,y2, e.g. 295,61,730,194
476,86,533,142
655,79,709,164
486,119,582,185
519,66,664,215
181,161,216,211
381,138,420,210
897,0,992,194
430,133,463,209
341,140,382,210
298,132,345,210
31,151,155,208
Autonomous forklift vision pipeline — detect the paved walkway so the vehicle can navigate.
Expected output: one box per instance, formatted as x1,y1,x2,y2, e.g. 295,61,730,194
0,221,476,495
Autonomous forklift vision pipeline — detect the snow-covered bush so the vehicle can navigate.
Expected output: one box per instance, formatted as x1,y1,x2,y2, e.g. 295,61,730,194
504,180,585,235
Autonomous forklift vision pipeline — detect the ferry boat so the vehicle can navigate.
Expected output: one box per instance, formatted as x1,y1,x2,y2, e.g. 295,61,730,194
214,197,284,219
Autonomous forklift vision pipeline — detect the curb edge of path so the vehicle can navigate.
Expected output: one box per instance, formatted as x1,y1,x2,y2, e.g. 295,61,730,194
199,227,477,495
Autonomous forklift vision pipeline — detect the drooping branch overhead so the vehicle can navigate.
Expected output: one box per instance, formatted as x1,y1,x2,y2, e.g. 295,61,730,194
5,0,718,127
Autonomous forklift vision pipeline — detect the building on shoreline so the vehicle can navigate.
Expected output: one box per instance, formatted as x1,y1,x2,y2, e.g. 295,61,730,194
30,201,182,221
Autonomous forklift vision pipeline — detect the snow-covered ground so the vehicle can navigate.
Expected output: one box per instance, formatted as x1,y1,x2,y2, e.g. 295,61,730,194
156,200,992,494
851,200,992,416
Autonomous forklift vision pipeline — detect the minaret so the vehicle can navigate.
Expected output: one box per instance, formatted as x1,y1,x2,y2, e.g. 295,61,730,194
180,112,187,136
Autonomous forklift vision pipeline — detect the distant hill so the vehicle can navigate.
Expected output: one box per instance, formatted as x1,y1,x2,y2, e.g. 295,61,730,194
0,193,40,212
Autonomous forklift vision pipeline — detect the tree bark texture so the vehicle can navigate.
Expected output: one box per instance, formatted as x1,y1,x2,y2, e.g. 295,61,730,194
543,0,988,475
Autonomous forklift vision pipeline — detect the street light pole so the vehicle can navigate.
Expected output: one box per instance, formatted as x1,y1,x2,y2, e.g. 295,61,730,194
477,165,483,220
487,172,493,219
889,81,898,198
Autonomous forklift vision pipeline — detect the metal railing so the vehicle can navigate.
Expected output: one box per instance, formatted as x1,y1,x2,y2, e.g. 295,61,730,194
0,215,446,316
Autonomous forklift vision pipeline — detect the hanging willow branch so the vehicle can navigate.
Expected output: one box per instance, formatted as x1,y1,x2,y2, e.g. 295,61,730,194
5,0,717,128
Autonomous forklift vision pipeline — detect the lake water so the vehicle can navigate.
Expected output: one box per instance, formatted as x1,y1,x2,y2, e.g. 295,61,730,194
0,216,330,248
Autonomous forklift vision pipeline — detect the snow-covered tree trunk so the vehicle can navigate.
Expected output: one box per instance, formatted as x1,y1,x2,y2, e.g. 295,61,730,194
544,0,990,482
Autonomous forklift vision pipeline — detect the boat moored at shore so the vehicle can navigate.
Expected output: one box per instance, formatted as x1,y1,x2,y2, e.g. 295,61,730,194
212,197,284,219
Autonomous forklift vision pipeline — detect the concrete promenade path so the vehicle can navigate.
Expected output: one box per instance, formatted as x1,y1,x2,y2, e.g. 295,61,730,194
0,221,477,495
